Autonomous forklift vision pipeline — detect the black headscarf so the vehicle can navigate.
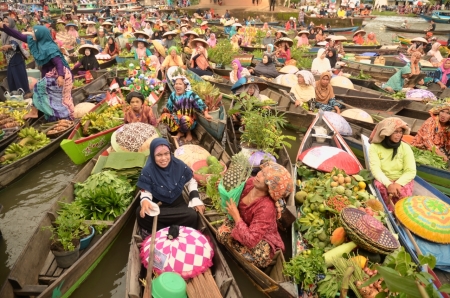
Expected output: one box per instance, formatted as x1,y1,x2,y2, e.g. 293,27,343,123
253,54,280,78
381,137,402,160
137,138,193,204
327,48,337,68
107,37,116,53
80,48,99,70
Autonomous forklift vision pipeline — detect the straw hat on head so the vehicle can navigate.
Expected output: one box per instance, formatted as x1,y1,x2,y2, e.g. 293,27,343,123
233,23,242,28
78,44,99,56
161,23,168,28
276,30,288,37
331,35,347,41
167,19,176,24
56,19,66,25
411,37,428,44
353,29,366,36
133,30,150,39
184,30,199,37
85,20,96,25
133,38,150,48
152,40,166,57
145,18,155,24
163,31,178,38
102,21,113,26
297,30,309,36
65,23,78,29
275,37,293,47
190,38,208,49
180,23,189,28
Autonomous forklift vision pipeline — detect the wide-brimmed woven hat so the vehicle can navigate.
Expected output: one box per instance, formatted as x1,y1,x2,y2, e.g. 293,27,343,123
86,20,96,25
102,21,113,26
395,196,450,244
201,21,208,26
353,29,366,36
190,38,208,49
133,38,150,48
184,30,199,37
224,19,234,26
163,31,178,38
276,30,288,37
340,207,400,254
152,40,166,57
56,19,66,25
297,30,309,36
65,23,78,29
133,30,150,39
78,44,99,56
275,37,293,47
411,37,428,44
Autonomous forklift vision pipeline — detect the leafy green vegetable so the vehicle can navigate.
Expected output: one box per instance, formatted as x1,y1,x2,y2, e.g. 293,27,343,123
283,248,326,287
317,269,340,298
410,145,448,170
74,171,134,221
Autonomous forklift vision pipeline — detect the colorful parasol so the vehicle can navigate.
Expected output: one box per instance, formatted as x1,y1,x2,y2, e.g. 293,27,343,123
395,196,450,244
330,76,354,89
323,111,352,136
405,89,437,101
298,146,360,175
140,226,214,279
341,108,374,123
248,150,276,167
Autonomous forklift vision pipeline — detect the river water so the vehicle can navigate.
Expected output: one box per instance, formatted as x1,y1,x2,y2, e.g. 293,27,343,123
0,15,440,297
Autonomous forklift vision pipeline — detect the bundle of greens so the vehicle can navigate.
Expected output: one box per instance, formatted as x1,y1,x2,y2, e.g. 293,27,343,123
74,171,134,221
410,145,448,169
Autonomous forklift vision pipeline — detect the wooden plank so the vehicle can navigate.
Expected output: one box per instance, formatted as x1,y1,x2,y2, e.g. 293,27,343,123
13,285,48,296
38,276,58,285
53,267,64,277
39,252,55,276
45,256,58,277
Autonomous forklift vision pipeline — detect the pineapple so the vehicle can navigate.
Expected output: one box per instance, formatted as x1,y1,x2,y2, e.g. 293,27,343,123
222,151,252,191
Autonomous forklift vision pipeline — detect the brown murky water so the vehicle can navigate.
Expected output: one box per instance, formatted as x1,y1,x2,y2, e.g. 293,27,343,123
0,15,439,297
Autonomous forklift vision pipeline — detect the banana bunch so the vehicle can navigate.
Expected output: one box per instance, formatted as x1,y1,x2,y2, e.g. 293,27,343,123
0,143,31,164
81,112,98,126
18,127,39,139
17,127,50,149
10,110,28,125
297,213,325,228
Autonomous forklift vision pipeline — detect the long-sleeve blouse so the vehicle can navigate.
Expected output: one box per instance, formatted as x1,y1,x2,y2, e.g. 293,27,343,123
161,55,184,69
231,178,284,255
2,25,65,77
103,43,120,56
433,68,450,87
167,90,207,119
411,116,450,157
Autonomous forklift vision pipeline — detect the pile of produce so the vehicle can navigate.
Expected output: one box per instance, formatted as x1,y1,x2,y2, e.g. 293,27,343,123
74,170,134,221
0,127,50,165
73,79,85,89
195,156,224,175
46,120,74,135
391,91,406,100
411,145,448,169
81,104,123,136
0,101,28,108
0,108,28,128
114,122,158,152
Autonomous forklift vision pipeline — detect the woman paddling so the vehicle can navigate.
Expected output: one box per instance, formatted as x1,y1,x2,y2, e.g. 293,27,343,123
368,117,416,211
136,138,205,238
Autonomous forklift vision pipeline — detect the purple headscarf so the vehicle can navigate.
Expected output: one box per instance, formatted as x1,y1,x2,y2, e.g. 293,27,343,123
232,59,243,80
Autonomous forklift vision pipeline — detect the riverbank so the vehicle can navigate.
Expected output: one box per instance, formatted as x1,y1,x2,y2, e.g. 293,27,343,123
371,11,417,17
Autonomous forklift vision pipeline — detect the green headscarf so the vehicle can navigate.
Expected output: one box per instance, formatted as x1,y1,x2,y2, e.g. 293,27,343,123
383,63,412,92
168,46,178,55
27,25,69,68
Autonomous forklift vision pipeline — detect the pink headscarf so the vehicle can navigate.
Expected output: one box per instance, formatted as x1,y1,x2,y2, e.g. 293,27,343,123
67,26,79,38
297,33,309,47
440,58,450,85
232,59,243,79
207,33,217,47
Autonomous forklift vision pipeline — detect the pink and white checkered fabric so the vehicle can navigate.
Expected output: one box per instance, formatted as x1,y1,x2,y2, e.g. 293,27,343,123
140,226,214,279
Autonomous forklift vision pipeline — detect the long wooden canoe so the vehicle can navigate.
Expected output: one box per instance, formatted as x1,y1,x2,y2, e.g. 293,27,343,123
361,134,450,291
343,44,382,50
0,117,76,189
0,127,21,151
192,120,299,297
0,148,140,298
385,24,450,35
166,68,227,142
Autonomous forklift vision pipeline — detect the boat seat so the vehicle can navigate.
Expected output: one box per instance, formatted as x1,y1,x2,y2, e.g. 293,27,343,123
13,285,48,296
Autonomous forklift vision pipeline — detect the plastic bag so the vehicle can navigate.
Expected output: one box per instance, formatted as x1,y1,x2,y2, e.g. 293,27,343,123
218,180,246,220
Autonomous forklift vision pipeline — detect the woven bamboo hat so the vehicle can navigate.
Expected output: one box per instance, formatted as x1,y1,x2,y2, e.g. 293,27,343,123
78,44,99,56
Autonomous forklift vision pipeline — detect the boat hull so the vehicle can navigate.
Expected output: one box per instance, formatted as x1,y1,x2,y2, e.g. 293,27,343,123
385,24,450,34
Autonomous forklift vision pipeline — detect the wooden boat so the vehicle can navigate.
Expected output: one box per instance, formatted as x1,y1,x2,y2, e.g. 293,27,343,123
0,149,139,298
360,134,450,288
0,116,76,189
420,11,450,24
349,77,388,93
166,69,227,142
254,22,280,27
125,124,243,298
240,45,265,52
305,16,363,27
212,67,231,78
385,24,450,35
343,44,382,50
338,46,401,55
324,26,359,34
77,2,102,13
0,127,21,151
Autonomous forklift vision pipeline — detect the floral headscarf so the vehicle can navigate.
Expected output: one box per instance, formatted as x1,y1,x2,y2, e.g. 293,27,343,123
369,117,411,144
260,161,293,202
430,102,450,117
171,75,192,91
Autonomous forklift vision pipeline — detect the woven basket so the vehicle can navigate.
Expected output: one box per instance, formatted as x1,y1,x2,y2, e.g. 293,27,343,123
340,207,400,253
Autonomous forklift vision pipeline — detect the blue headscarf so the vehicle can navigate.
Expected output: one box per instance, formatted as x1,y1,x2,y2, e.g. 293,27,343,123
266,44,274,53
137,138,193,204
27,25,69,68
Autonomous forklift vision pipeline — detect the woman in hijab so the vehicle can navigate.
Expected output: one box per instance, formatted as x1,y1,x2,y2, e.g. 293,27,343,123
189,45,213,76
327,47,337,68
151,30,162,40
297,31,309,47
124,91,157,125
149,55,161,73
368,117,416,211
308,28,316,40
94,28,107,50
136,138,204,237
251,54,279,78
207,33,217,48
290,70,315,107
71,45,99,74
0,24,74,120
161,46,184,74
163,32,177,49
217,161,292,268
160,76,211,142
103,36,120,57
311,48,331,75
383,51,422,93
230,59,251,84
433,58,450,89
264,44,277,61
314,72,343,113
427,42,443,67
143,21,153,37
0,17,31,97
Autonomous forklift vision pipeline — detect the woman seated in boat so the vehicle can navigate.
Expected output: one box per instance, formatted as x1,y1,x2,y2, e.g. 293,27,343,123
217,161,292,268
71,44,99,74
189,45,213,77
383,52,423,93
365,32,379,46
407,38,426,55
249,54,280,79
290,70,316,107
182,31,197,49
275,39,292,62
234,81,263,101
264,44,277,62
332,39,345,56
136,138,204,238
161,46,184,74
124,91,157,125
369,117,416,211
296,30,310,47
207,33,217,48
160,76,212,142
190,38,209,59
162,31,177,49
85,21,97,35
143,21,153,37
230,59,251,84
151,30,162,41
230,34,240,51
314,72,343,113
133,38,151,60
327,47,338,69
315,28,325,44
134,30,150,41
262,31,274,46
93,28,107,51
352,30,365,45
103,36,120,57
409,104,450,162
432,58,450,89
274,30,284,43
427,42,443,67
65,23,79,39
308,28,316,41
311,48,332,75
285,17,296,31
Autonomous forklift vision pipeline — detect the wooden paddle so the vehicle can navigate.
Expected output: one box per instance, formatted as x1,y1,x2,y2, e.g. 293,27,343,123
143,214,158,298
